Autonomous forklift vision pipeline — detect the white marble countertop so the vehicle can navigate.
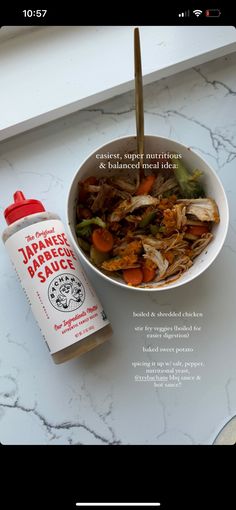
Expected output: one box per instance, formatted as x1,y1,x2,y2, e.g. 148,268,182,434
0,53,236,445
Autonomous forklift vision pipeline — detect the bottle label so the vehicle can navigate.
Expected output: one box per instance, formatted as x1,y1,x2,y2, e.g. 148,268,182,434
5,219,110,354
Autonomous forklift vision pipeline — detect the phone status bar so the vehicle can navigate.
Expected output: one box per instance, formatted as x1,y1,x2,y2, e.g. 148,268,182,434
0,6,234,26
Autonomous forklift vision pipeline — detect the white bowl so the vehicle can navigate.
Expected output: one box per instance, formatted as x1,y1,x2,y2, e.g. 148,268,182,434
66,135,229,291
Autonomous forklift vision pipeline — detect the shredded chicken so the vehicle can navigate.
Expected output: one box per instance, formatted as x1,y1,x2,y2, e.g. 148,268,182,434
109,195,159,222
191,233,213,258
125,215,142,223
87,185,101,193
90,184,131,213
162,203,187,232
137,233,188,253
175,204,187,230
114,189,132,200
151,174,165,197
111,177,137,193
178,198,220,223
158,177,179,196
155,256,193,282
143,244,169,278
91,184,115,213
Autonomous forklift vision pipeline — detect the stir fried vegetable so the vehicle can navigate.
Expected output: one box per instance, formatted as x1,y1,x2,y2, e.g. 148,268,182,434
139,211,156,228
136,174,156,195
142,260,156,283
174,159,204,198
76,217,106,238
123,268,143,285
75,153,220,287
92,228,114,253
90,245,110,266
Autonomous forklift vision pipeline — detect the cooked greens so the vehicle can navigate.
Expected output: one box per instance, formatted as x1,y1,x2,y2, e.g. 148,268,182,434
76,217,106,238
174,159,205,198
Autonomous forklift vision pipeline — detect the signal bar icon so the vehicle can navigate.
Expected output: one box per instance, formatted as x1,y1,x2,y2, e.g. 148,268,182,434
178,10,190,17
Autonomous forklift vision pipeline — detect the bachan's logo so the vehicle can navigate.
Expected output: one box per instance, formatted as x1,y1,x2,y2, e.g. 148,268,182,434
48,273,85,312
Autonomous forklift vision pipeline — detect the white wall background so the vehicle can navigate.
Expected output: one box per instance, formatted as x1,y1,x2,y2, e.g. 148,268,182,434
0,25,236,140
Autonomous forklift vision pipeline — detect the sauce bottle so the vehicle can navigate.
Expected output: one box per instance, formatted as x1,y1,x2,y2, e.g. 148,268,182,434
2,191,112,364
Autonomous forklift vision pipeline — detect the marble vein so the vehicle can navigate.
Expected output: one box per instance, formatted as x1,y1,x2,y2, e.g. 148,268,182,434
0,372,120,445
79,376,120,445
194,67,236,96
84,104,236,167
0,398,120,444
6,333,29,353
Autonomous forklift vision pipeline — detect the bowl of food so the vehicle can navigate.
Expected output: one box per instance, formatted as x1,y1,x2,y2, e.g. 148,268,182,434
66,135,229,291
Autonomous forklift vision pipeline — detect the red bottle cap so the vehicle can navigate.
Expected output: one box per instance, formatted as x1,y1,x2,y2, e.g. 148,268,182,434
4,191,45,225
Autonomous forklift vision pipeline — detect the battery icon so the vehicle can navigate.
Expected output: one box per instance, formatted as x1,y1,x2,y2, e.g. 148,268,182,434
205,9,221,17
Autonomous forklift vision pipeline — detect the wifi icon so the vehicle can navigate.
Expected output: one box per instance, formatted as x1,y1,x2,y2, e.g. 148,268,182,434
193,9,203,17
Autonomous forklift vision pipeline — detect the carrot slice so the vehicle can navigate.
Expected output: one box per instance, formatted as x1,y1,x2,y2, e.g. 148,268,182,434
141,260,156,283
123,268,143,286
136,174,156,195
92,228,114,253
142,265,156,283
186,226,209,237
